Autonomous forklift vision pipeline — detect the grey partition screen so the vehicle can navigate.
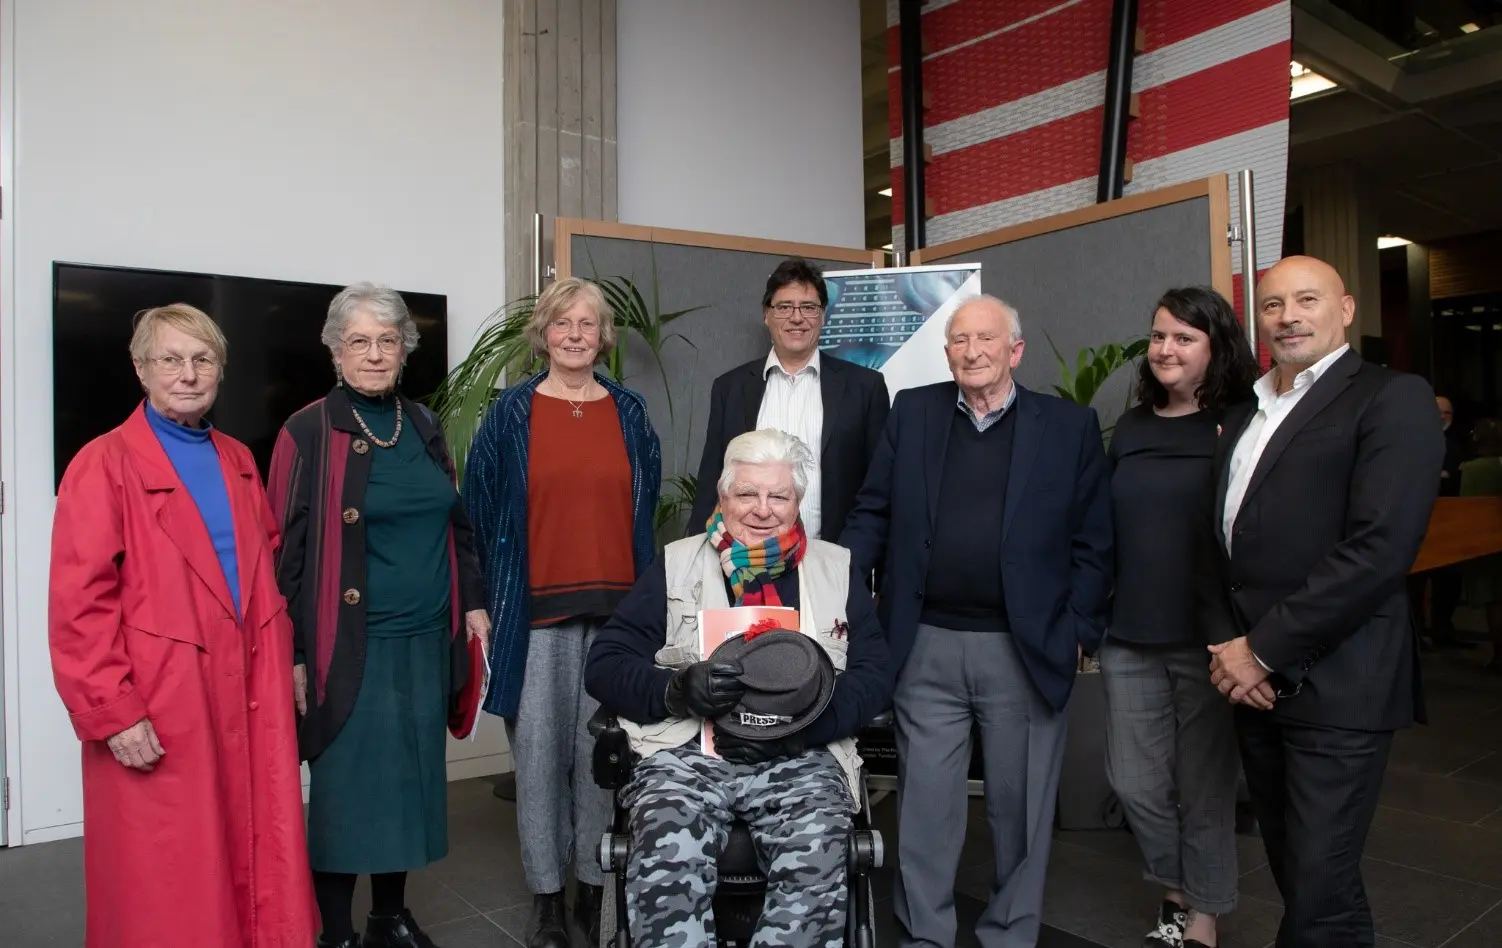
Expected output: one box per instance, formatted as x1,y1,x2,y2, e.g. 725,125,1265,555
915,176,1234,430
556,220,878,506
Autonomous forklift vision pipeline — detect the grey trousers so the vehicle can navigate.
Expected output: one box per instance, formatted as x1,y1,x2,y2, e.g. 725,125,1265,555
1100,638,1240,914
504,620,613,893
620,744,852,948
894,626,1070,948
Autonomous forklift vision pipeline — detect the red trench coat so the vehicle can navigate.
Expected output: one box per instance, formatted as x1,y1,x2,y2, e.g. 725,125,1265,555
48,405,317,947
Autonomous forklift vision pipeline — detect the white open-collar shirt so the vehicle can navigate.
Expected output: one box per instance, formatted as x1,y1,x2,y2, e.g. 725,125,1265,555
757,349,824,538
1222,343,1351,554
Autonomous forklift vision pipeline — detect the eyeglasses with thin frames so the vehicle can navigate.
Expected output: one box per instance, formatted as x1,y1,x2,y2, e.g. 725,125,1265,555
149,355,221,376
768,302,823,319
343,335,403,355
548,318,601,336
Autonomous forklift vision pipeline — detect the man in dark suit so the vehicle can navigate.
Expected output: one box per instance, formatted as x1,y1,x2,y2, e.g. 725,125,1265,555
1205,255,1444,947
842,295,1113,947
689,257,890,541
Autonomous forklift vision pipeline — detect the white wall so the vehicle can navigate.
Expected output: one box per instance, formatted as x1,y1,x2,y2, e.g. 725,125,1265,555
616,0,865,248
3,0,509,845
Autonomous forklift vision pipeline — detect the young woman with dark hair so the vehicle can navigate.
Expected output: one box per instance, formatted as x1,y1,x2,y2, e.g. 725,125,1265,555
1103,286,1259,948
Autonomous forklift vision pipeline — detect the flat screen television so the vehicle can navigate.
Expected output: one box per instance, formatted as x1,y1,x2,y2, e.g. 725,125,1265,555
52,262,449,490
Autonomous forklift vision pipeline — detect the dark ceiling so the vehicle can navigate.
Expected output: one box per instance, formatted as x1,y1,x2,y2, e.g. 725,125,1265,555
1289,82,1502,242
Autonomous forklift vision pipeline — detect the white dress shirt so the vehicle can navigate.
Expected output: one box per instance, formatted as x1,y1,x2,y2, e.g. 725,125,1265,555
757,349,824,537
1222,343,1351,554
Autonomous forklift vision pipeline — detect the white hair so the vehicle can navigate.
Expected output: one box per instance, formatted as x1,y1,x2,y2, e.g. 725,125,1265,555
321,282,421,355
717,428,814,501
944,294,1022,344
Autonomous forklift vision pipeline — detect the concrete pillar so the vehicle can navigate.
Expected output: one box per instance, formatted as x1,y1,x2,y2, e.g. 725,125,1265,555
504,0,617,300
1299,162,1380,347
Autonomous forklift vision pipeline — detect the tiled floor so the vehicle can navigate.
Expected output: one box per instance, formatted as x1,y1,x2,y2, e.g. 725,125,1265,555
3,635,1499,947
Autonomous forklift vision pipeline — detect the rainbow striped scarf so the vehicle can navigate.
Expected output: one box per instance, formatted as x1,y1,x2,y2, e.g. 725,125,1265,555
706,509,807,606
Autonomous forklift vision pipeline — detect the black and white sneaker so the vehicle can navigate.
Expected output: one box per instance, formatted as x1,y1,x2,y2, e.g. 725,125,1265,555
1144,899,1187,947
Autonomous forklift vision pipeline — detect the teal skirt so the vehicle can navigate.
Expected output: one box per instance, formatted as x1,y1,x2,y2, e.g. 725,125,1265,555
307,626,452,874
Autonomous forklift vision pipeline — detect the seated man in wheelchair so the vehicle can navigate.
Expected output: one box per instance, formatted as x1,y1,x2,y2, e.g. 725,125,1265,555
585,428,893,948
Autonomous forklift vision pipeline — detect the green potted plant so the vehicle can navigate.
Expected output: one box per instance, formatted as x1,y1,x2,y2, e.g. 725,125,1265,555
1045,333,1148,441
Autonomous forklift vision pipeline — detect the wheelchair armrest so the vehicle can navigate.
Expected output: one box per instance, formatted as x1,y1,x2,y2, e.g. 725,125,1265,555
590,709,634,791
866,709,894,729
587,707,618,738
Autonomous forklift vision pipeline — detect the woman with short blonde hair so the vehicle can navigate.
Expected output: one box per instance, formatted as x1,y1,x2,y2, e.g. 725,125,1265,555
523,276,617,362
50,303,316,946
463,276,660,946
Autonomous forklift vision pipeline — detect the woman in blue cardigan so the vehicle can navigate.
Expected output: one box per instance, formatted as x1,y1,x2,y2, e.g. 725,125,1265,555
462,277,661,948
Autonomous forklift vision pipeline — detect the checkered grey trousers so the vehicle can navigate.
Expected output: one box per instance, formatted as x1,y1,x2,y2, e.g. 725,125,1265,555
1100,638,1241,914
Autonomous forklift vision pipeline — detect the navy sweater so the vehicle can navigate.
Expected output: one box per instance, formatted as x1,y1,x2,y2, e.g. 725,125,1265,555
585,556,895,747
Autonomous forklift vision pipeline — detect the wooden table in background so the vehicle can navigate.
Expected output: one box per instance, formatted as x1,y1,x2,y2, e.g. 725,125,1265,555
1411,497,1502,573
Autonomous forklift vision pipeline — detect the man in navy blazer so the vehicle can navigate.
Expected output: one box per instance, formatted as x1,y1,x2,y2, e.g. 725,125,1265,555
843,295,1113,948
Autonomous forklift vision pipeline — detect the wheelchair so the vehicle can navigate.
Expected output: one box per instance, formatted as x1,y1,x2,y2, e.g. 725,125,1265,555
588,708,891,948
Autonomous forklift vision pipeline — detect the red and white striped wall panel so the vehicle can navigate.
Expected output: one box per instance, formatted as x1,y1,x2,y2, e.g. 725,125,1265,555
888,0,1289,286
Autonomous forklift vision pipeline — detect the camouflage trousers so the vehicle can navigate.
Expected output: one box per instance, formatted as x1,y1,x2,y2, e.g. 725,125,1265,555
619,743,853,948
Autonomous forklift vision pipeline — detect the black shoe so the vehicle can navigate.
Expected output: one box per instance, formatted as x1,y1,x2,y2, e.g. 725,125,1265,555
574,882,603,946
319,937,362,948
528,892,571,948
1184,940,1215,948
1145,900,1187,947
363,908,438,948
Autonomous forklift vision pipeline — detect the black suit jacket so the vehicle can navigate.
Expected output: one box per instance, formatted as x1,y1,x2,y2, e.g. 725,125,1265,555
1202,349,1444,732
841,382,1114,712
689,353,890,540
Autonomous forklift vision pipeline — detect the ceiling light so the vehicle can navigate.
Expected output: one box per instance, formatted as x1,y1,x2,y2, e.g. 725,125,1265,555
1290,61,1337,99
878,187,892,197
1378,236,1412,249
1460,22,1480,33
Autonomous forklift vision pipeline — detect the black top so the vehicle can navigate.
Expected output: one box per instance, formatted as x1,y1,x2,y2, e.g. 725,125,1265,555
583,554,894,748
921,408,1017,633
1107,403,1218,646
1440,429,1467,497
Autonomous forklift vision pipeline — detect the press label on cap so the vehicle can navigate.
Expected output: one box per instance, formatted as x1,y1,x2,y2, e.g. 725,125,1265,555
738,711,792,727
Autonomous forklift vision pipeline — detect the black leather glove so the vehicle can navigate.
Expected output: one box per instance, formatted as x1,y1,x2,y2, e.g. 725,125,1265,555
712,725,805,766
664,661,745,719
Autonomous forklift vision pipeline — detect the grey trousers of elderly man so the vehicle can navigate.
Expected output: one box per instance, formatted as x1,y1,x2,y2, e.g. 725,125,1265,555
894,626,1070,948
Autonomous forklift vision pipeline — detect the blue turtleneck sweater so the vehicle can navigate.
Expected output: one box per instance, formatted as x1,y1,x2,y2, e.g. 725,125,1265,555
146,402,241,615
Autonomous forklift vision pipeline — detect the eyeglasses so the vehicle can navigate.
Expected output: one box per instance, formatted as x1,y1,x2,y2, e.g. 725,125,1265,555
149,355,221,376
548,318,601,336
768,302,823,319
343,335,402,355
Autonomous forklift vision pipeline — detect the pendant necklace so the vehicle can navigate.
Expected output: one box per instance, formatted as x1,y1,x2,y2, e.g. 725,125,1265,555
551,379,587,419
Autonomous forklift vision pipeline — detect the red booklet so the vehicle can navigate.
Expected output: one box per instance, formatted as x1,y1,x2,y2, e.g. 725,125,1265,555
697,606,800,757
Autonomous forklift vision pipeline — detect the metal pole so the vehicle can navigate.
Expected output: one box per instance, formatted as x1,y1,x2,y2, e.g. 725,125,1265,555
1238,169,1258,355
898,0,926,256
1096,0,1139,203
532,211,544,296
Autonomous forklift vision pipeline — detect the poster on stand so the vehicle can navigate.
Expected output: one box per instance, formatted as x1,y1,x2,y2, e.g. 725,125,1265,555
820,263,982,397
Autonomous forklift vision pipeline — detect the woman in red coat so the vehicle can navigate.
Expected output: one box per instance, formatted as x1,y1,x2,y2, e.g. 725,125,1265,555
48,304,318,947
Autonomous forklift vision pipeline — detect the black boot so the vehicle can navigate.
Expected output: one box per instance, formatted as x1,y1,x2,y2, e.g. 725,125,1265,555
528,892,571,948
318,936,362,948
574,883,603,946
363,908,438,948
